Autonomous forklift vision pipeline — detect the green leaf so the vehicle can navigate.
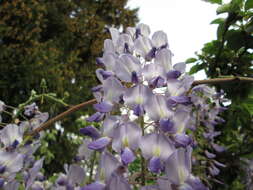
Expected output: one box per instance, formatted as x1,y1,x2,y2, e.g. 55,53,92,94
217,3,231,14
189,64,204,75
185,57,197,64
210,18,225,24
225,30,245,50
204,0,222,4
245,0,253,10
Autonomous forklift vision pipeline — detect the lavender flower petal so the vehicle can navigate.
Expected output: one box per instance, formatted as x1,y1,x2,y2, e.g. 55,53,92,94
93,101,113,113
80,126,101,139
121,147,136,165
88,137,111,150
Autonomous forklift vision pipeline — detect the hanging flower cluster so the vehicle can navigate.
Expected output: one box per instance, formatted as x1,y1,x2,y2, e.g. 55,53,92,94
0,24,226,190
79,23,225,189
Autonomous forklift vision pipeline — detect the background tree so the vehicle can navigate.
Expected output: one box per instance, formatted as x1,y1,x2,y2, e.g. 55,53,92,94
188,0,253,189
0,0,138,175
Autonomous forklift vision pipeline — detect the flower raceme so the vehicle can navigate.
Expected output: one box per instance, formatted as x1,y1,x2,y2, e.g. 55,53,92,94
0,23,226,189
80,23,225,189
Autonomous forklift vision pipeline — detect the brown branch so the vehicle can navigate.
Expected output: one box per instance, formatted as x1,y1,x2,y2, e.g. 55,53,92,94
29,99,97,135
192,76,253,86
30,77,253,136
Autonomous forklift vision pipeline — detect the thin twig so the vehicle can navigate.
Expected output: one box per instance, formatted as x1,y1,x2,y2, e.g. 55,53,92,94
192,76,253,86
29,77,253,136
29,99,97,136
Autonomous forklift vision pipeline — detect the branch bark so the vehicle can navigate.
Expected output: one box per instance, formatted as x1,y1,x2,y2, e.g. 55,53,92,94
192,76,253,85
30,77,253,136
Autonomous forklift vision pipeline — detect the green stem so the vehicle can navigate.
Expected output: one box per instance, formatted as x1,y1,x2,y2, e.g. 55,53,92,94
2,110,13,116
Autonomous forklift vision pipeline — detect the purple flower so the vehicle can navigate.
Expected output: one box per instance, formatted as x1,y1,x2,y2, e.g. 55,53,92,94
93,101,113,113
24,103,38,117
0,151,24,178
0,124,24,148
204,150,216,159
112,122,141,164
114,54,141,82
174,133,192,148
80,126,100,139
165,146,192,185
148,157,162,173
96,152,121,182
121,147,136,165
144,94,173,121
25,158,44,189
81,182,105,190
86,112,104,122
159,118,176,133
88,137,111,151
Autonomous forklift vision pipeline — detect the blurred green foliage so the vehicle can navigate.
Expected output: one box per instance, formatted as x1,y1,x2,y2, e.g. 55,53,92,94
0,0,138,175
188,0,253,189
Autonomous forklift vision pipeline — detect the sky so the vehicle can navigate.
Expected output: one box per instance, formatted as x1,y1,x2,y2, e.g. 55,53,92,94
127,0,221,79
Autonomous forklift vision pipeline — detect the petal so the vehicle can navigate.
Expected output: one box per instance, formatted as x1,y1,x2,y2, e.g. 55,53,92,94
157,178,173,190
0,124,24,148
121,147,136,165
105,172,131,190
26,158,44,189
4,180,19,190
149,76,165,88
159,118,176,133
116,34,134,54
103,77,125,103
144,94,173,121
86,112,104,122
185,175,208,190
204,150,216,159
211,143,225,153
208,165,220,176
152,31,168,48
136,23,151,37
0,151,24,174
143,63,166,82
166,70,181,79
173,110,190,134
141,185,159,190
67,164,86,185
148,157,162,173
109,28,120,45
174,134,192,148
126,27,136,39
140,133,174,160
103,39,115,53
102,116,120,137
155,49,172,72
134,36,152,58
97,151,120,182
93,101,113,113
173,62,186,73
77,140,92,161
123,84,152,108
80,126,101,139
167,96,191,107
112,122,141,152
114,54,141,82
133,104,144,116
165,147,192,185
101,53,117,71
167,75,194,97
88,137,111,150
81,182,105,190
